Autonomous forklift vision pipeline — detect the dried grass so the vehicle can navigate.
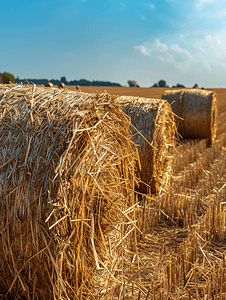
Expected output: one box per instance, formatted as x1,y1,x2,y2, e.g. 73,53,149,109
162,89,218,145
117,96,177,195
0,84,139,299
120,126,226,300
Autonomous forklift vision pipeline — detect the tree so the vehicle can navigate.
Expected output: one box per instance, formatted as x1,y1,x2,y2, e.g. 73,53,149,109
60,76,67,84
176,83,185,88
127,80,138,87
158,79,166,87
3,72,14,83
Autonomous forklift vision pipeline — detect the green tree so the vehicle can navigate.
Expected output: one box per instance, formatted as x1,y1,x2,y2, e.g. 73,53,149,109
3,72,14,83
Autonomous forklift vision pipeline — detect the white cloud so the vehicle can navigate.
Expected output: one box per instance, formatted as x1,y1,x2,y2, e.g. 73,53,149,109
154,39,168,52
134,32,226,74
143,3,155,9
134,39,196,73
134,45,151,56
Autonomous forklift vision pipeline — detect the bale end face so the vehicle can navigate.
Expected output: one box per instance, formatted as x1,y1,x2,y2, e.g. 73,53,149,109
162,89,218,146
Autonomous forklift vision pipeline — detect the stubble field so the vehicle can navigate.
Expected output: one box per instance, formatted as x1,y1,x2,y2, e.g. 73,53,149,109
66,86,226,112
4,84,225,299
65,86,226,300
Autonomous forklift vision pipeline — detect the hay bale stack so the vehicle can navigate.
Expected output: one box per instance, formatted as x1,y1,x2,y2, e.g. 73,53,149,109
162,89,218,145
45,82,53,87
58,82,65,88
0,84,137,299
117,96,176,195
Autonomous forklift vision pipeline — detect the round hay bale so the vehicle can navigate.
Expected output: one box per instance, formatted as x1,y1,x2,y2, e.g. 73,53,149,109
0,84,137,299
45,82,53,87
162,89,218,145
58,82,65,88
117,96,176,195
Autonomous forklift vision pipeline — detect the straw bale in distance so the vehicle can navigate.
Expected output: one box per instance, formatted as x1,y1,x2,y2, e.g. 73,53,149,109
0,84,137,299
117,96,176,195
58,82,65,88
45,82,53,87
162,88,218,145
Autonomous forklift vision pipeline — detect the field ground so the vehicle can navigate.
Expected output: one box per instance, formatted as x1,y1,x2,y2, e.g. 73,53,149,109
30,86,226,299
83,86,226,300
65,86,226,112
65,86,226,300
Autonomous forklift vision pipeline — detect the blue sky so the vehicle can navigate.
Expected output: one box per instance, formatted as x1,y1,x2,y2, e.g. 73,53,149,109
1,0,226,87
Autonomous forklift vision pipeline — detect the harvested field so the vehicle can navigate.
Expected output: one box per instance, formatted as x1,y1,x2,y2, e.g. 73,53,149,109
64,86,226,300
1,84,226,299
65,86,226,111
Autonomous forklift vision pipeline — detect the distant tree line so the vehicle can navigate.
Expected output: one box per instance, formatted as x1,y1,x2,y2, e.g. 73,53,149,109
14,76,121,87
152,80,201,88
128,79,201,88
127,80,140,87
152,80,185,88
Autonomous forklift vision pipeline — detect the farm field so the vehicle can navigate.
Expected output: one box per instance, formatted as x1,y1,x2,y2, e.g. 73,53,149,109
65,86,226,112
65,86,226,300
1,84,226,299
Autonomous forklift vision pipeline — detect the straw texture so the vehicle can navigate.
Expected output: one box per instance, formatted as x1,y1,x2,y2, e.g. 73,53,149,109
0,84,138,299
117,96,176,195
162,89,218,145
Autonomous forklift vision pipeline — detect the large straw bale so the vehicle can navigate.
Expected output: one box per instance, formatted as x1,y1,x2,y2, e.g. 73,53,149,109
162,89,218,145
117,96,176,195
0,84,138,299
